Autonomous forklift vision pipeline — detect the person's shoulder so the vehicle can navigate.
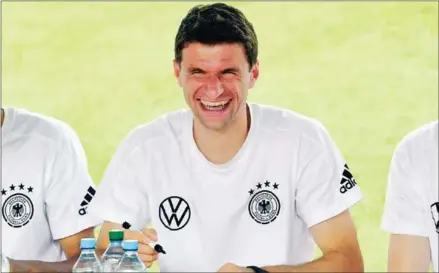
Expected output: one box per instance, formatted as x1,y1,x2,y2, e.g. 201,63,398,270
388,121,437,193
8,107,82,148
395,120,438,156
120,108,192,148
404,120,437,143
252,103,330,141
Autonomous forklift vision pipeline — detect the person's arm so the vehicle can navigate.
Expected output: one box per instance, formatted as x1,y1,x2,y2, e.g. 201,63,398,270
262,129,363,272
218,122,364,272
58,227,96,259
219,210,362,272
260,210,362,272
44,124,102,258
91,153,151,254
381,135,431,272
9,249,105,273
9,255,79,273
96,221,125,252
88,129,157,267
96,221,159,268
387,234,431,272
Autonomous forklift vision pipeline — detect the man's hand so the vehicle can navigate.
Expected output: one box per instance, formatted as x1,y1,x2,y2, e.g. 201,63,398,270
96,221,159,268
217,263,254,273
137,228,160,268
116,227,159,268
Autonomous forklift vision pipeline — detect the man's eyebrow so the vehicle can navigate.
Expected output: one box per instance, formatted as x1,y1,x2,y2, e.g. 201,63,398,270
221,67,240,74
187,67,206,73
186,67,240,74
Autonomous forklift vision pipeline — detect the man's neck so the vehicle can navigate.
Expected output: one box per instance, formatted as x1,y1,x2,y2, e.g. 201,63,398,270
193,105,250,165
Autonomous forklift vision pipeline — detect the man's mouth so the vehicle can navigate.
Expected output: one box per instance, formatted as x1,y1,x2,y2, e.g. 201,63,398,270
199,100,231,111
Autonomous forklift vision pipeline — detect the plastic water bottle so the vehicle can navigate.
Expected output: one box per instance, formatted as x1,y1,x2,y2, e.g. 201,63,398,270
101,230,125,272
115,240,146,272
72,238,103,272
2,253,10,272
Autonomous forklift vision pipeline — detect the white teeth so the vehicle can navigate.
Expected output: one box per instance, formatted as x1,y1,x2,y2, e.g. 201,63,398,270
200,100,229,107
200,100,230,111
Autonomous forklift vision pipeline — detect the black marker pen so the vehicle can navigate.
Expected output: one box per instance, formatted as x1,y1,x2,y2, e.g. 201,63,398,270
122,221,166,254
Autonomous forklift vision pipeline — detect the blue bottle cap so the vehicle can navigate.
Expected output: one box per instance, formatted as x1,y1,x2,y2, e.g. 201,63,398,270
80,238,96,249
122,240,139,251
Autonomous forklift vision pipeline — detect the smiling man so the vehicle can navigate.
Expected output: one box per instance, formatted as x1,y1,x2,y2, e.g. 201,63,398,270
90,3,364,272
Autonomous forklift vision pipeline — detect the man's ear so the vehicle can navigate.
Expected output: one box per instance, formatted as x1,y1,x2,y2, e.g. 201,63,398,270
249,60,260,89
173,59,183,87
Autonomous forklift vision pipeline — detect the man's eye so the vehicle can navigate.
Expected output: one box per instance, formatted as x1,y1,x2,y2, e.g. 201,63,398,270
222,69,240,78
221,71,239,80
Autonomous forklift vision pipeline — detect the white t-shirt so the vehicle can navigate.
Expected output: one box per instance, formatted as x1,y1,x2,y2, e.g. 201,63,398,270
89,103,363,271
381,120,438,272
1,107,102,262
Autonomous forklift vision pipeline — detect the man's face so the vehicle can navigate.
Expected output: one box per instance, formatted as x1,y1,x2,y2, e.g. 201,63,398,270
174,42,259,132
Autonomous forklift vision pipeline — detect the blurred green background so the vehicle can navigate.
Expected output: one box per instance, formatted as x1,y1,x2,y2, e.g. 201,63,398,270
2,1,438,272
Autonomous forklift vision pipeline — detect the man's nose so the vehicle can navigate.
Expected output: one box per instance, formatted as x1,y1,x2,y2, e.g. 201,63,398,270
203,76,225,99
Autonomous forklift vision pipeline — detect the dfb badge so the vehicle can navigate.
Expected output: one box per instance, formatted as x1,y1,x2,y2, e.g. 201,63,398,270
248,180,281,225
2,183,34,228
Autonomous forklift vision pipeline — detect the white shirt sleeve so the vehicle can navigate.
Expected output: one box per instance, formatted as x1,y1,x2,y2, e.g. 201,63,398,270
45,125,102,240
295,122,363,228
87,132,150,230
380,136,429,236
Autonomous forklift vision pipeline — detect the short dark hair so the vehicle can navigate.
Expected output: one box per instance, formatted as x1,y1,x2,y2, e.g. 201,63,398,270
174,3,258,68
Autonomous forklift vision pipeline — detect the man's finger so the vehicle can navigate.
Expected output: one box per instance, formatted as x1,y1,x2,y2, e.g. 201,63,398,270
138,243,158,256
138,253,158,263
121,230,147,242
140,228,158,241
144,261,153,268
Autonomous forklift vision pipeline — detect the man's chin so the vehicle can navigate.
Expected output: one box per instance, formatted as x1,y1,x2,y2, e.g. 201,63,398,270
191,105,237,133
198,119,230,133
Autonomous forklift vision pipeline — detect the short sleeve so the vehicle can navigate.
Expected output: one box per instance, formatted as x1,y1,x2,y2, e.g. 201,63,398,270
87,132,150,230
295,122,363,228
45,126,102,240
380,137,429,236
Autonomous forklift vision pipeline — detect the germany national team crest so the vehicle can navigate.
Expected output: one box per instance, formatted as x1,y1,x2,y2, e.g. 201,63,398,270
248,180,281,224
1,183,34,228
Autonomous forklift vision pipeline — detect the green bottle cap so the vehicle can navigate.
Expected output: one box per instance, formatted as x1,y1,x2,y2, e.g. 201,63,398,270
109,229,124,241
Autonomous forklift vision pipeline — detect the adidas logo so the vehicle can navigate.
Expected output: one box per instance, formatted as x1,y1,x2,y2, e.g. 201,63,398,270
339,164,357,194
78,186,96,216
